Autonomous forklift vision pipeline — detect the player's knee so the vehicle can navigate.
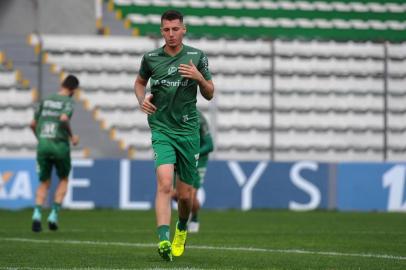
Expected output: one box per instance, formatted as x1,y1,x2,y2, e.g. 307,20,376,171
158,182,172,195
177,190,192,202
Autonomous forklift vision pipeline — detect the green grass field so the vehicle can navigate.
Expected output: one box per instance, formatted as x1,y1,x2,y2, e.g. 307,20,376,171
0,209,405,270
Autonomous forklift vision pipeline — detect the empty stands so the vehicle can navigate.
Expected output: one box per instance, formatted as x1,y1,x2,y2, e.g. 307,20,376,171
111,0,406,41
28,34,406,161
0,50,88,158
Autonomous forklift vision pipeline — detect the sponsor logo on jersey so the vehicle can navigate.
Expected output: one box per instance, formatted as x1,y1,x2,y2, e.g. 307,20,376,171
153,79,189,87
44,100,63,109
167,66,177,76
187,51,198,55
182,115,189,122
41,110,60,117
148,53,158,57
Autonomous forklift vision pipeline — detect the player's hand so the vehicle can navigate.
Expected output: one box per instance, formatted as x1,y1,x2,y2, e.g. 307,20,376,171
178,60,203,82
140,94,157,115
71,135,80,146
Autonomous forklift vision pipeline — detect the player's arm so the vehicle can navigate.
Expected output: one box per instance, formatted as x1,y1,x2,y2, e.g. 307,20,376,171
134,75,156,115
60,114,79,146
200,133,214,155
198,78,214,101
178,60,214,100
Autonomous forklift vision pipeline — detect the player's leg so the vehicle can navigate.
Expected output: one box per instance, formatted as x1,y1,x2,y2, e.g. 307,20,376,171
156,164,175,261
175,176,193,230
48,144,71,231
156,164,174,235
47,177,68,231
32,150,52,232
32,180,51,232
171,134,200,257
171,176,192,257
188,187,200,233
189,165,206,233
152,131,176,261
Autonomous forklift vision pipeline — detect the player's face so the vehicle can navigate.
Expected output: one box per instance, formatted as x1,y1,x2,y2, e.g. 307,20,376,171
160,19,185,49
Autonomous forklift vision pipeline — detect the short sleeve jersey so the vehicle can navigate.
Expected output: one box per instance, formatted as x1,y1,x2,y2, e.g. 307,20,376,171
34,93,74,143
139,44,212,136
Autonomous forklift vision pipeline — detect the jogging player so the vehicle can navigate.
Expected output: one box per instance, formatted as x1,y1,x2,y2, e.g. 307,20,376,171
30,75,80,232
134,10,214,261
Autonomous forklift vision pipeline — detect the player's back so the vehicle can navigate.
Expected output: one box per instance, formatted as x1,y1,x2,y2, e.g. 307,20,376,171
35,93,73,145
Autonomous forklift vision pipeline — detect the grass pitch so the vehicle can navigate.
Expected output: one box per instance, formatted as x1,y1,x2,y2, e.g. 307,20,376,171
0,209,405,269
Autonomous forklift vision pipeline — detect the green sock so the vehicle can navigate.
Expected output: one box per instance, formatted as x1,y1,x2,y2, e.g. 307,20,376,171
157,225,170,242
177,218,188,231
35,205,42,212
52,202,61,213
32,205,42,218
191,213,198,222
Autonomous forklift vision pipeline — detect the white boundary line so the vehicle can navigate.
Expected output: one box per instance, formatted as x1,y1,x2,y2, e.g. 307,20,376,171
1,237,406,261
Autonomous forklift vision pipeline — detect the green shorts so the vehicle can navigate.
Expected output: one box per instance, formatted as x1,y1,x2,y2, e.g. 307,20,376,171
36,140,71,182
152,131,199,187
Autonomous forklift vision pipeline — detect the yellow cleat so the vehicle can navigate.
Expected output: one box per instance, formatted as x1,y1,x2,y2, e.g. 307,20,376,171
158,240,173,261
171,224,187,257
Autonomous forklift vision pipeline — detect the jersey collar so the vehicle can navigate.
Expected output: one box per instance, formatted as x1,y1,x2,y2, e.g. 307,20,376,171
161,44,185,57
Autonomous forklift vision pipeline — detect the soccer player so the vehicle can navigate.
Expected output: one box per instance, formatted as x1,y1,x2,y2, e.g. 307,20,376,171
188,110,214,233
134,10,214,261
30,75,80,232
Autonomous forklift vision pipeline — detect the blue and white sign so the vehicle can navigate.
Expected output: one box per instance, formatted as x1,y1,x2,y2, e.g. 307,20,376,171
1,158,405,212
0,159,38,210
204,161,329,210
337,163,406,212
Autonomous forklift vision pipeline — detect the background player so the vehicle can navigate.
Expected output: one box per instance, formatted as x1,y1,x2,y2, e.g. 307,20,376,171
30,75,80,232
188,110,214,233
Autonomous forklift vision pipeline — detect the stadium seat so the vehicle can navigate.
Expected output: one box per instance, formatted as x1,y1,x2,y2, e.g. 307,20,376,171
30,34,406,161
112,1,406,41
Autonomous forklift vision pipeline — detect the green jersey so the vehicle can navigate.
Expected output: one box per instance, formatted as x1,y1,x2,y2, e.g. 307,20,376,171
139,45,212,136
34,93,74,144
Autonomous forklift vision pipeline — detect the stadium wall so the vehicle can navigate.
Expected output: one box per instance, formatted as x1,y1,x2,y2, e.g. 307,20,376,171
1,159,406,212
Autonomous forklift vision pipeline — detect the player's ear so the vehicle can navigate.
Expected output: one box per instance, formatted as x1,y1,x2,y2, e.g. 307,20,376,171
182,24,186,35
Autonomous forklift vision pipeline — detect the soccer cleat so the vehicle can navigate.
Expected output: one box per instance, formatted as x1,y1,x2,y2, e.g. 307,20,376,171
31,209,42,232
188,221,199,233
32,220,42,232
157,240,173,261
47,212,58,231
171,225,187,257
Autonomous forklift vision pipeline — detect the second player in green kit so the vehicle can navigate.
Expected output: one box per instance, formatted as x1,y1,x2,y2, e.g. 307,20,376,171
30,75,80,232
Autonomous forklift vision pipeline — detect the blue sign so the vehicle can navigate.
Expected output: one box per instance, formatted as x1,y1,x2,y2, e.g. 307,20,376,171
0,159,38,210
204,161,329,210
0,159,331,211
2,158,405,212
337,163,406,212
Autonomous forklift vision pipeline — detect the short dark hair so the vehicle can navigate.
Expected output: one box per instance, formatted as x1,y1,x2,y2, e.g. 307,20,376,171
161,10,183,24
62,75,79,90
